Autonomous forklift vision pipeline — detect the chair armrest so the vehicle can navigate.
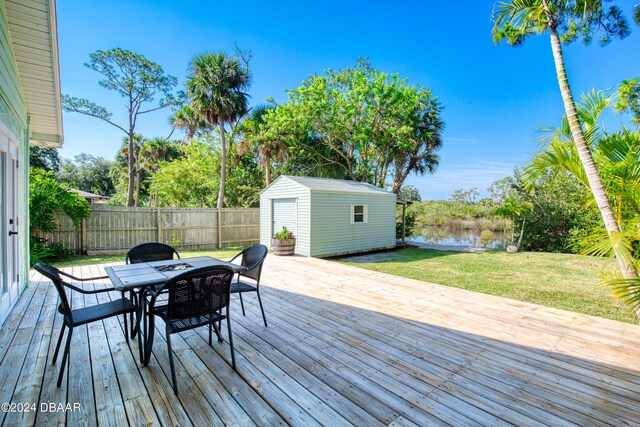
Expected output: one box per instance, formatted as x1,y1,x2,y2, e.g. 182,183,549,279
242,257,265,271
63,282,119,295
228,252,242,263
58,270,109,281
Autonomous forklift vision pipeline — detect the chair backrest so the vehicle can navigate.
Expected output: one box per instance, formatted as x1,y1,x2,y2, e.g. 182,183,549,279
126,242,180,264
34,263,72,318
238,244,268,282
163,266,235,321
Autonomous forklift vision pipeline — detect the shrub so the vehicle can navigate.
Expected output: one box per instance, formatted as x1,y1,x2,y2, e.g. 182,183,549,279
396,207,416,239
29,168,89,264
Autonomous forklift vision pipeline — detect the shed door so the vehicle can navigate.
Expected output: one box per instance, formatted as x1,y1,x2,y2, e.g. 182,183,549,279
272,198,297,237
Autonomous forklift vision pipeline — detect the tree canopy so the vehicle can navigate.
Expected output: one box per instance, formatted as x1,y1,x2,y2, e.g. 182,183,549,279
258,59,444,192
186,51,251,208
63,48,178,206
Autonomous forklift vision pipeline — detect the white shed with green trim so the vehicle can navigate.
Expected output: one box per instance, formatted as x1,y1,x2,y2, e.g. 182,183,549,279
260,176,397,257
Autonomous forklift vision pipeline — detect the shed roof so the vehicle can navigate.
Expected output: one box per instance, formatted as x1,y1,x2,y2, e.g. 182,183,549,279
5,0,64,147
276,175,394,195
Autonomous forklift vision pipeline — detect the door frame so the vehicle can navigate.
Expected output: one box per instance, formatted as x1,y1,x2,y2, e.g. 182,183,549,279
0,124,20,324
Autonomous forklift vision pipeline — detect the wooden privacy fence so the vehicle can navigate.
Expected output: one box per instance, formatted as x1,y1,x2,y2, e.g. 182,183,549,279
42,206,260,255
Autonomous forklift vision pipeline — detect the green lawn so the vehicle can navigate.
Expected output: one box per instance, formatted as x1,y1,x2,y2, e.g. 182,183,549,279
339,248,637,324
51,248,242,268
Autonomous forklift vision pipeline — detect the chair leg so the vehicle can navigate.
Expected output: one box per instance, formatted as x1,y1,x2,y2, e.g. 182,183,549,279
57,325,73,387
208,322,212,347
212,321,224,343
166,327,178,396
256,290,268,327
52,324,66,365
226,308,236,371
238,292,246,316
123,312,129,343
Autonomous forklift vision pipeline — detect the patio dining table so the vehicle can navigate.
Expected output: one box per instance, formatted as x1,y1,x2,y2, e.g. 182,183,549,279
105,256,247,363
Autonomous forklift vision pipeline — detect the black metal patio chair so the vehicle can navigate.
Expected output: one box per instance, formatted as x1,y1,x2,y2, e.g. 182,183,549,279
144,266,236,395
125,242,180,338
229,244,269,327
34,263,137,387
126,242,180,265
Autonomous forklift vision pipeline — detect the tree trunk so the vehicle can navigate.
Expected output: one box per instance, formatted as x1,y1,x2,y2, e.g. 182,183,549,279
548,29,639,284
217,117,227,209
265,152,271,186
517,217,526,248
126,133,136,207
135,171,140,207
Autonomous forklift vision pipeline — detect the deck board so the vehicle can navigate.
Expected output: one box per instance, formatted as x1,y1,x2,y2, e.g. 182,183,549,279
0,255,638,426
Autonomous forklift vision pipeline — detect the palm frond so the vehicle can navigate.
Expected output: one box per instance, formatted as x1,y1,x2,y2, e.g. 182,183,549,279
606,277,640,312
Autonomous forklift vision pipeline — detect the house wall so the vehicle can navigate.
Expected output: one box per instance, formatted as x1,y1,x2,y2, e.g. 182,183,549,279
0,2,29,291
259,178,311,256
309,192,396,257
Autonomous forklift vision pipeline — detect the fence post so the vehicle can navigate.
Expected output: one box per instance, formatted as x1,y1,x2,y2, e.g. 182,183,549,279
81,218,88,254
157,207,162,243
217,208,222,249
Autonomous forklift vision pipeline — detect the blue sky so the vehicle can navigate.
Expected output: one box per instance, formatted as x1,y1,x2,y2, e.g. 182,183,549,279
57,0,640,200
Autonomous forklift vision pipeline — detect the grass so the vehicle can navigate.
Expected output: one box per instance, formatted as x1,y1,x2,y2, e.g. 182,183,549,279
339,248,637,324
51,248,242,268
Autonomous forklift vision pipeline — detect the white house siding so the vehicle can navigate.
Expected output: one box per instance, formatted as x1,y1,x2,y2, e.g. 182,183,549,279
259,177,311,256
310,192,396,257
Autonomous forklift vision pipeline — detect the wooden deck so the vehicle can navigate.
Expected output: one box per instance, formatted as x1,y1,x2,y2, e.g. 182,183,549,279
1,255,639,426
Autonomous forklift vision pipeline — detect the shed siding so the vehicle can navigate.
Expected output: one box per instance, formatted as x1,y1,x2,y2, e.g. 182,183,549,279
259,178,310,256
310,192,396,257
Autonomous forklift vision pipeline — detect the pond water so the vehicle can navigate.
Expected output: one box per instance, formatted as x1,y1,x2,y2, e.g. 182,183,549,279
409,226,505,249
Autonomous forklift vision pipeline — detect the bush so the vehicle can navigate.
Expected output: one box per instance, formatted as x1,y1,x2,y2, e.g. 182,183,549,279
396,207,416,239
29,168,89,264
409,200,501,230
517,172,600,253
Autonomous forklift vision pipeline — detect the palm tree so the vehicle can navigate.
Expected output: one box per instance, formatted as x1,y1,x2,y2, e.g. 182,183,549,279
240,104,288,186
186,52,250,208
494,198,533,248
492,0,638,284
525,91,640,312
170,105,207,142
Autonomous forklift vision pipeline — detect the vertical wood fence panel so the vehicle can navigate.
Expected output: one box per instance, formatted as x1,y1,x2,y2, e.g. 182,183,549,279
41,206,260,254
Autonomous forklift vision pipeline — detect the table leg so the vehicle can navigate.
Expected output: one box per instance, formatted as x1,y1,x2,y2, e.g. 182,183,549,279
137,289,146,364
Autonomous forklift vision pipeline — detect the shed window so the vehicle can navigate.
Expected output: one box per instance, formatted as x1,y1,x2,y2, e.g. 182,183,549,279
351,205,368,224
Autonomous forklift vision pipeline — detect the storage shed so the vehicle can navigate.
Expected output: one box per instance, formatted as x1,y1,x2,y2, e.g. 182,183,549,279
260,176,397,257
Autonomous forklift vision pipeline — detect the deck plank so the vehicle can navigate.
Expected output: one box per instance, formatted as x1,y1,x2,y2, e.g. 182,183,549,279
1,256,639,426
66,266,97,427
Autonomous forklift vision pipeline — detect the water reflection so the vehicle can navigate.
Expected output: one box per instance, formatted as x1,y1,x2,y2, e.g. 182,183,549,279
410,226,504,248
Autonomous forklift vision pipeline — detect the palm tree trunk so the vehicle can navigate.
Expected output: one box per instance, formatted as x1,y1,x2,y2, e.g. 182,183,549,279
511,219,515,244
217,117,227,209
549,28,638,284
265,153,271,186
517,217,525,248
